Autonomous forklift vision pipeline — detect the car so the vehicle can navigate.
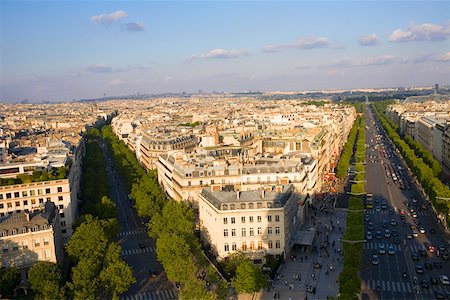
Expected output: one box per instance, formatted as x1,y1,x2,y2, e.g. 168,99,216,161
375,206,381,212
148,268,158,278
419,227,426,234
379,244,386,254
313,262,321,269
431,277,439,285
400,213,406,220
376,231,382,239
381,203,387,209
411,252,420,261
438,245,447,252
306,286,316,293
384,229,391,238
388,208,394,215
368,222,374,230
393,237,400,245
414,219,421,225
138,243,146,249
419,249,427,257
391,229,398,237
390,219,397,226
412,230,419,238
415,264,424,274
425,262,433,269
442,250,449,261
428,245,436,253
433,261,443,269
435,290,446,299
366,231,373,240
406,232,413,239
440,275,450,285
421,280,430,288
371,254,379,265
412,212,418,218
365,214,370,222
382,220,388,228
388,245,395,255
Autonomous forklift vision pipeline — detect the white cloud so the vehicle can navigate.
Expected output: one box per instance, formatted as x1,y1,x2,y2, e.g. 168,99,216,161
124,22,145,32
189,48,250,61
358,34,382,46
323,55,396,68
414,53,435,64
109,79,124,86
91,10,128,25
86,64,113,73
389,22,450,42
436,52,450,62
263,36,329,53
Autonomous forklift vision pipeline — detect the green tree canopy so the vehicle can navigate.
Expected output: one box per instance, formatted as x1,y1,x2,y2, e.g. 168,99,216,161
0,267,21,296
231,260,269,294
28,261,64,300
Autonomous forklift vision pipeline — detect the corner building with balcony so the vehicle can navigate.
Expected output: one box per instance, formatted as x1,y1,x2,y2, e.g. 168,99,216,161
199,184,300,262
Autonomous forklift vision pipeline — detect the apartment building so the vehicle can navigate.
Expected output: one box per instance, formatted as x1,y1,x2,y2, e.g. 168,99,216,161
0,201,63,268
442,125,450,178
199,184,300,261
157,149,314,211
140,133,198,170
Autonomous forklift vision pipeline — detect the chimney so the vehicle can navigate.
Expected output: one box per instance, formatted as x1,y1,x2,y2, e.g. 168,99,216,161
261,189,265,199
25,212,30,222
236,191,240,200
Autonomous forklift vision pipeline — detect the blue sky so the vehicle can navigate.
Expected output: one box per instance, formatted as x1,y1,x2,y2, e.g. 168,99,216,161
1,1,450,102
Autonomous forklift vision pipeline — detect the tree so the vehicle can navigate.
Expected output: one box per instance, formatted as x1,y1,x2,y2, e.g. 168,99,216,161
0,267,21,296
28,261,63,299
99,244,135,299
231,260,268,294
69,256,101,299
149,200,195,239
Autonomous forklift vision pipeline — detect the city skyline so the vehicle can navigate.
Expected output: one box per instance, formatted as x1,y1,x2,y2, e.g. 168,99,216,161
1,1,450,102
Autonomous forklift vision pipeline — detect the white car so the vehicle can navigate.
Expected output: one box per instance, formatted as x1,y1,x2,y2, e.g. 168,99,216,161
440,275,449,285
419,227,426,234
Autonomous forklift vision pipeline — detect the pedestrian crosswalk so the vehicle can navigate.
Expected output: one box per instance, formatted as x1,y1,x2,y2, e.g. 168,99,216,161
365,209,432,217
121,289,177,300
364,279,450,295
118,228,147,237
363,242,432,254
121,247,155,256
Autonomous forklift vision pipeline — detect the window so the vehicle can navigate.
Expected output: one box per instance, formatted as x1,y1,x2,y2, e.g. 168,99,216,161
230,204,236,210
240,203,246,209
232,243,237,251
57,187,62,193
267,202,272,208
268,227,273,235
241,228,246,237
248,203,254,209
30,190,35,196
61,221,66,227
257,227,262,235
0,204,3,209
13,245,18,251
22,191,28,197
32,226,39,232
276,240,281,249
59,205,63,209
249,228,254,236
257,216,262,222
58,196,63,201
224,229,228,237
275,215,280,222
15,201,20,207
231,217,235,224
22,241,28,249
62,229,67,234
249,216,254,223
60,212,65,218
3,245,8,253
44,249,51,259
37,189,43,195
0,194,3,200
34,239,40,247
21,228,26,234
45,188,51,194
242,242,247,251
224,243,229,252
257,202,262,208
258,241,263,250
241,216,246,223
14,192,20,198
250,241,255,250
231,229,236,236
268,240,273,249
23,200,28,206
11,229,17,235
267,215,272,222
199,180,203,186
31,199,36,205
6,193,12,199
275,227,280,235
7,202,12,208
223,218,228,224
43,237,50,245
188,181,191,186
46,197,51,201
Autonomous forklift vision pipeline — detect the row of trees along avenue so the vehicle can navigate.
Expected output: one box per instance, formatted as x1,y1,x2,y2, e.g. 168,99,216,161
372,101,450,228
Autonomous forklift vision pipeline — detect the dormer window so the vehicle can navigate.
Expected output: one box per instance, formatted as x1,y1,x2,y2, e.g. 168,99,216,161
248,203,254,209
222,204,228,210
267,202,273,208
257,202,262,209
230,204,236,210
240,203,246,209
